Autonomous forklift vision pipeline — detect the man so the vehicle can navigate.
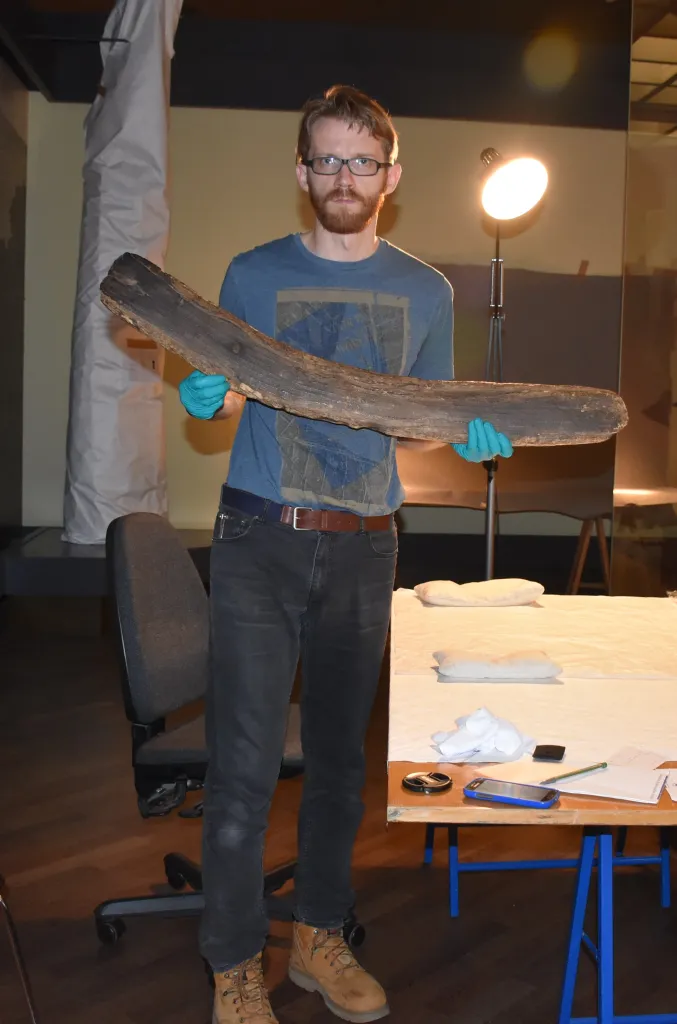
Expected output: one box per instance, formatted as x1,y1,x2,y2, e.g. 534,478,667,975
179,84,513,1023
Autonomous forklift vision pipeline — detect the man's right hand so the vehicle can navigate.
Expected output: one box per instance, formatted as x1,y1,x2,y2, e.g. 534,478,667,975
178,370,230,419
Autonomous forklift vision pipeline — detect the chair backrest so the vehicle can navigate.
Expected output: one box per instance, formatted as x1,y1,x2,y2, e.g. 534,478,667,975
106,512,209,725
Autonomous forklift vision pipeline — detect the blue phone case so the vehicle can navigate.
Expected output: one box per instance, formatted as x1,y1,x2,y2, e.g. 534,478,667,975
463,779,559,809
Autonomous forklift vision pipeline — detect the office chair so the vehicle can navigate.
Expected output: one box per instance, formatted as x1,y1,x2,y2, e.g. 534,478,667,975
93,512,310,946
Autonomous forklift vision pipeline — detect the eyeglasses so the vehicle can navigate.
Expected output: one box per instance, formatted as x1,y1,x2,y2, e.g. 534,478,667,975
302,156,393,177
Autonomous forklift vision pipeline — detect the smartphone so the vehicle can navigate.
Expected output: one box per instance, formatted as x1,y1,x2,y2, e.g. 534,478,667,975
463,777,559,809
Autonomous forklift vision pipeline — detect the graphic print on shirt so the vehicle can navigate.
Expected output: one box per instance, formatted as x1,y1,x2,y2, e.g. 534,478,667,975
275,288,410,512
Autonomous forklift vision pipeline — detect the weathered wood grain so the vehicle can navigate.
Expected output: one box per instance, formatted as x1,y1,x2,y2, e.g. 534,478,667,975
100,252,628,446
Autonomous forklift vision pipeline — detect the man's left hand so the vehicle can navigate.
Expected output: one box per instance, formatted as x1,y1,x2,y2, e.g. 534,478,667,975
452,418,513,463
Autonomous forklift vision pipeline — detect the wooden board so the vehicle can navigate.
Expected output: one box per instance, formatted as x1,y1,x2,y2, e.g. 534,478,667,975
100,252,628,446
387,762,677,826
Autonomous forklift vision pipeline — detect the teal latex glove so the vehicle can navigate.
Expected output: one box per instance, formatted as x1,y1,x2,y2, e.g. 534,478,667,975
178,370,230,419
452,418,513,463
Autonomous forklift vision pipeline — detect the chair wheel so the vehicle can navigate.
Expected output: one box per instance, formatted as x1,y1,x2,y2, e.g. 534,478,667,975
96,918,126,945
343,920,365,948
137,798,152,819
166,872,186,891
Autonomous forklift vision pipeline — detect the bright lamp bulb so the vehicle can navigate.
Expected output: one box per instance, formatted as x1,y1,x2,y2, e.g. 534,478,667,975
481,157,548,220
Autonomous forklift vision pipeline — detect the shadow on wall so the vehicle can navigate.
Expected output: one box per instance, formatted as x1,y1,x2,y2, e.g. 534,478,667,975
436,261,622,389
397,260,623,516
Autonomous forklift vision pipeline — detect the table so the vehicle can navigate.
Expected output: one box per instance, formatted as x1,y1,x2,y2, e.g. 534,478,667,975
387,590,677,1024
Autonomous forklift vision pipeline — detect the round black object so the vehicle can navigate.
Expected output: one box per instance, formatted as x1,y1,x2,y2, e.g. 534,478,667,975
402,772,453,795
96,918,126,945
344,920,366,947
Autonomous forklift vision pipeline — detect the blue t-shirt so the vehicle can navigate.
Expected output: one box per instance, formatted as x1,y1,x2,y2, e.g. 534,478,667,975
220,232,454,515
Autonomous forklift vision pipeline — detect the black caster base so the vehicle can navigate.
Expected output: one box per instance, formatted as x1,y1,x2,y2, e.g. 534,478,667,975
96,918,126,945
343,917,366,948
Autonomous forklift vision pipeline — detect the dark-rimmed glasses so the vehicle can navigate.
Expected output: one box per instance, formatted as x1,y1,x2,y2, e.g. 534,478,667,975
302,156,393,177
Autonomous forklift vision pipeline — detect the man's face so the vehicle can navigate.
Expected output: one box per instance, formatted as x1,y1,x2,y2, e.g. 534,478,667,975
296,117,401,235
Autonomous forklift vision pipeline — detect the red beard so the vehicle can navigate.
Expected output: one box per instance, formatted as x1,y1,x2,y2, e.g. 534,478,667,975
309,183,386,235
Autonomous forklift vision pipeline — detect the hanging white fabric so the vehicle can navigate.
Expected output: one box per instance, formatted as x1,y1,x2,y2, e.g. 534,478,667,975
62,0,183,544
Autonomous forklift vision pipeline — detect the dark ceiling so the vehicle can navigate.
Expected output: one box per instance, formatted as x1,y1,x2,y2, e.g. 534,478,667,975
1,0,668,130
16,0,644,29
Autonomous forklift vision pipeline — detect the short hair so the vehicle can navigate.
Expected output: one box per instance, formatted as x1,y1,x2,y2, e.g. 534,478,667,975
296,84,399,165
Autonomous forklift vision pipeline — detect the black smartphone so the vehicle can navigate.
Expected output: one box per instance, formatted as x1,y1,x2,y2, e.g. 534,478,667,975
463,777,559,808
532,744,566,762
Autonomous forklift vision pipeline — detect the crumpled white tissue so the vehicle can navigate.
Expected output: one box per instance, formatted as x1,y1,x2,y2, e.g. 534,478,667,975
431,707,535,762
433,648,562,681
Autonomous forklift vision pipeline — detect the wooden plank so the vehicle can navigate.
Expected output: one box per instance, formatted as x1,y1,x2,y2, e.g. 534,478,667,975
387,761,677,826
100,252,628,446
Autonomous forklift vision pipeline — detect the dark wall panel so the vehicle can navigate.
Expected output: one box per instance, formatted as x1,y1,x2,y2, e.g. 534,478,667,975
397,264,621,517
0,60,27,535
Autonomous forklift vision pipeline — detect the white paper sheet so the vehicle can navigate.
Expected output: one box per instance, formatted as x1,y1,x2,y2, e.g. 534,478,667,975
663,771,677,802
608,746,671,770
555,767,668,805
388,593,677,764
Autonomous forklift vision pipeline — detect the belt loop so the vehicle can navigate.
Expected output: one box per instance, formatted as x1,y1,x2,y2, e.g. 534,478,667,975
259,498,270,523
359,515,365,534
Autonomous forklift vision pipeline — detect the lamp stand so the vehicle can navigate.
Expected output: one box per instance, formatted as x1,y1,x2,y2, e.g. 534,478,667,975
483,222,504,580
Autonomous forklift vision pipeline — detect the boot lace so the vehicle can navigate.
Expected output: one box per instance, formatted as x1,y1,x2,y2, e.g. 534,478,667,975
219,955,274,1021
310,929,364,976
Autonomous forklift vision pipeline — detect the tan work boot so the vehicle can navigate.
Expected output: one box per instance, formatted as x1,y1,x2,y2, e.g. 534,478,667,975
288,923,389,1022
212,952,278,1023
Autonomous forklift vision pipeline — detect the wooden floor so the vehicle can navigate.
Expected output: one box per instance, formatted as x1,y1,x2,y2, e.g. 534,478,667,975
1,597,676,1024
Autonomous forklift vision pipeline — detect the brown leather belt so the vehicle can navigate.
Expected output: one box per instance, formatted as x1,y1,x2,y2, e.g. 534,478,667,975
279,506,393,532
220,484,393,532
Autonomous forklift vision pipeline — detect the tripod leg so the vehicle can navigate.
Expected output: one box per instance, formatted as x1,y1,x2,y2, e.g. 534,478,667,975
0,883,40,1024
484,459,498,580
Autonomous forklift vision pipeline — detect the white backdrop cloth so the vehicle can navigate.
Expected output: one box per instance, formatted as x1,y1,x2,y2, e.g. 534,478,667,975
63,0,183,544
389,590,677,763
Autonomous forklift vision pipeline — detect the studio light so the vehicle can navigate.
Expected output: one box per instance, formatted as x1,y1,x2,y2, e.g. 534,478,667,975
480,149,548,220
478,147,548,580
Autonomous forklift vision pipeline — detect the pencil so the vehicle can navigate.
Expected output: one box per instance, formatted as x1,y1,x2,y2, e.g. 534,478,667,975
540,762,608,785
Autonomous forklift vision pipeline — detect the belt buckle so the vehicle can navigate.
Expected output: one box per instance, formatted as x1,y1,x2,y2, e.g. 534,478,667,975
292,506,313,530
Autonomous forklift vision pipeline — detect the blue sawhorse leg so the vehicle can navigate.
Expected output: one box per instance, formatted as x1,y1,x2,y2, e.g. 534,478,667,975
448,826,460,918
559,827,677,1024
659,827,671,909
423,824,671,919
423,824,435,865
424,825,460,916
615,827,671,910
559,829,597,1023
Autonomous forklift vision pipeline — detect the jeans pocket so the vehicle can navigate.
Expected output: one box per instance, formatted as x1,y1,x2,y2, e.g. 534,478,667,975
212,506,256,542
366,526,398,557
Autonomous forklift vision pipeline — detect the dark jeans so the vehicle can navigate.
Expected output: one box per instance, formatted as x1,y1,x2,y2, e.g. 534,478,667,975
199,494,397,972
